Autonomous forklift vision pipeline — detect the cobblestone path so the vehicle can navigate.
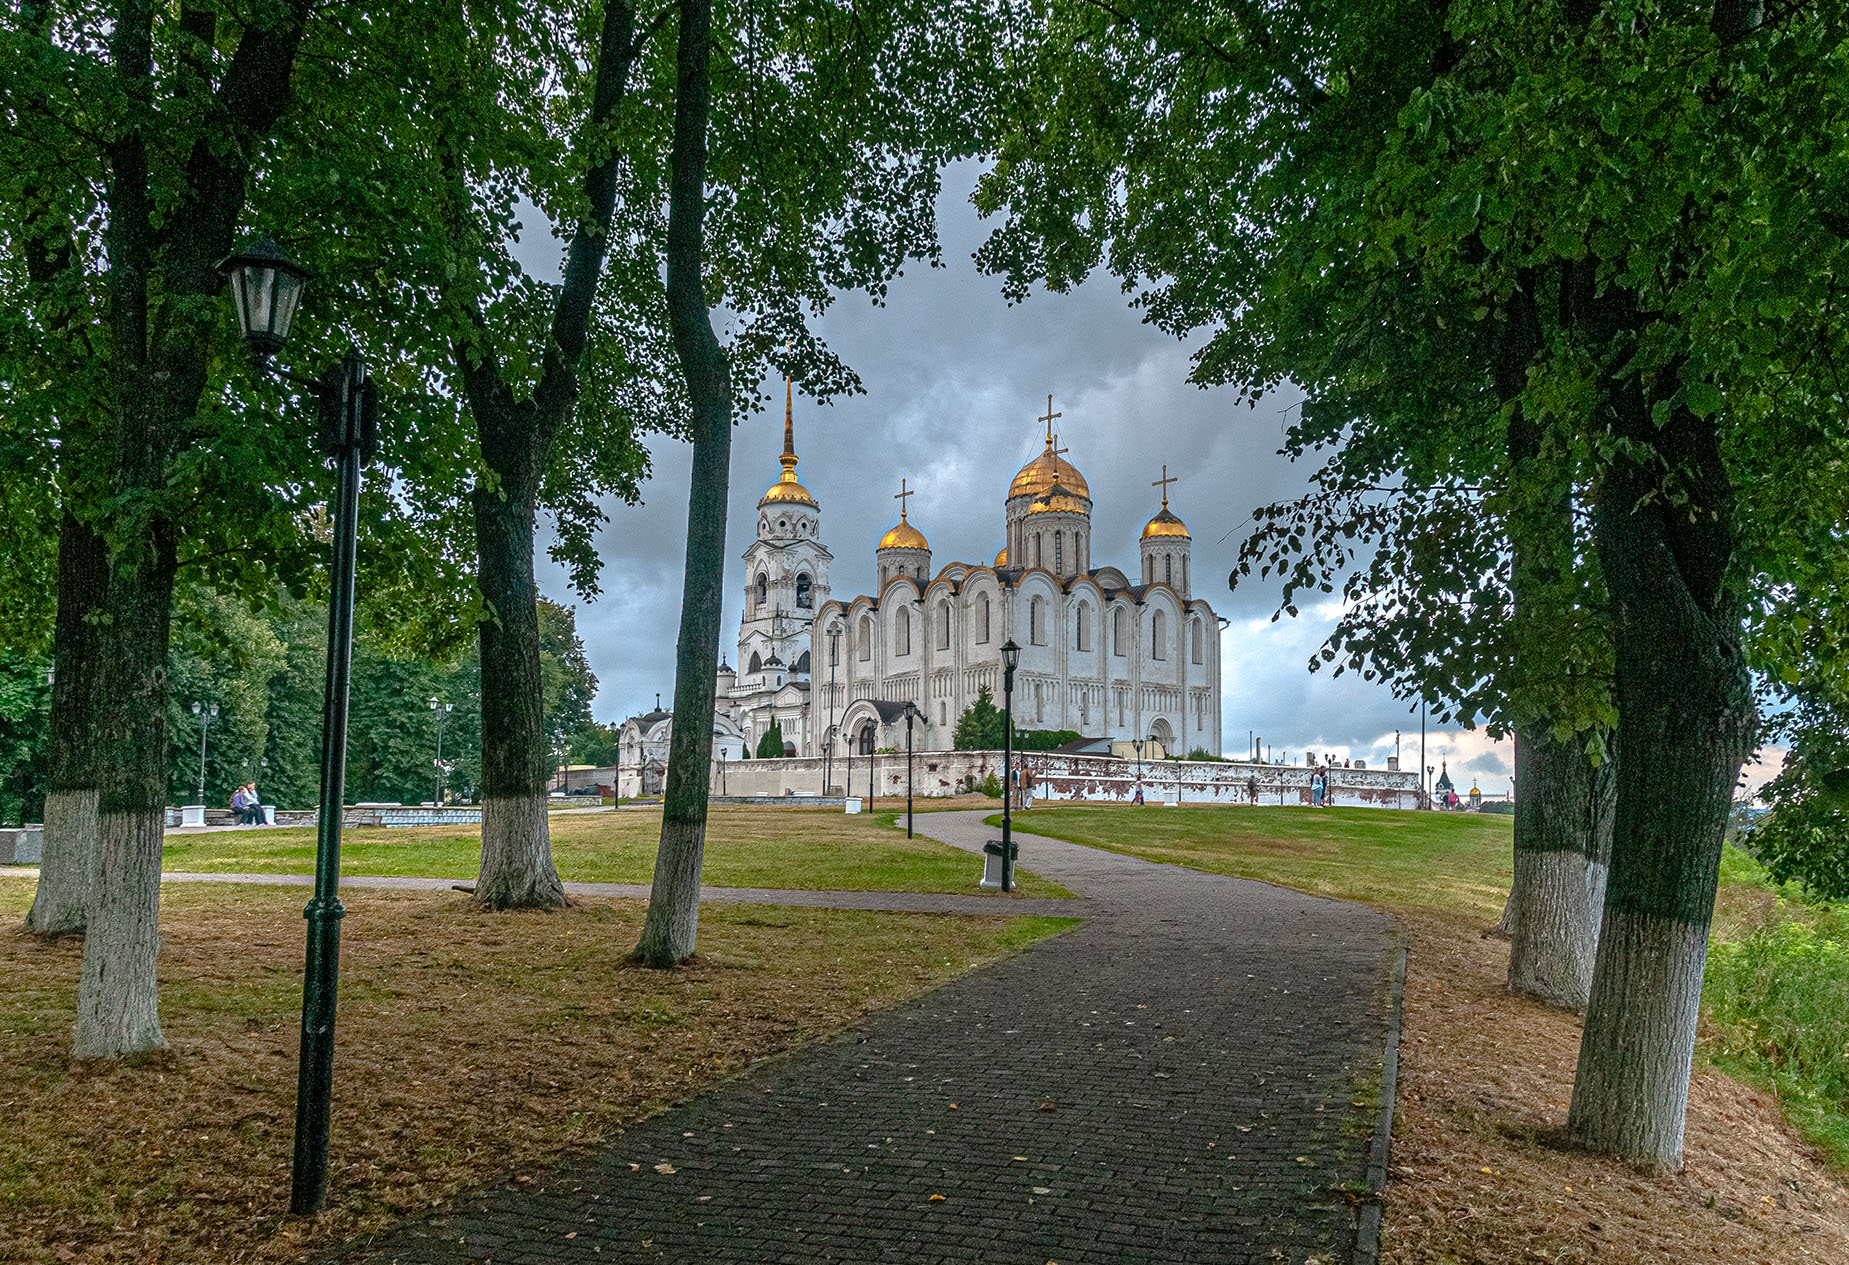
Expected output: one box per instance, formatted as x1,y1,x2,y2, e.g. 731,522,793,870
340,811,1398,1265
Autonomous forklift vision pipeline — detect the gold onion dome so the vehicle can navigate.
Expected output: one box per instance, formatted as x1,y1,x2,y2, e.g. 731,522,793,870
1142,507,1191,540
761,370,817,506
994,547,1008,567
1009,439,1090,500
879,514,929,551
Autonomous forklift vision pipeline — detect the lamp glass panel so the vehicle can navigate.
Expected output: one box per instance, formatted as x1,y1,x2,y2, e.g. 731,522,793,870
270,267,304,342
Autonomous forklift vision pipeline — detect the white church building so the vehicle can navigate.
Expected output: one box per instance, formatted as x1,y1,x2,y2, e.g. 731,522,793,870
700,384,1223,770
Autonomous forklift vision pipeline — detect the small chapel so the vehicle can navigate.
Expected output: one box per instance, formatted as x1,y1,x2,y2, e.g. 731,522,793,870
709,384,1224,765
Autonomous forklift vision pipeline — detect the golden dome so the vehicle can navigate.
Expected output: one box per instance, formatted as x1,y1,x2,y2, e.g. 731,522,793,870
879,516,929,551
761,475,816,506
993,547,1008,567
1142,507,1191,540
1008,439,1090,501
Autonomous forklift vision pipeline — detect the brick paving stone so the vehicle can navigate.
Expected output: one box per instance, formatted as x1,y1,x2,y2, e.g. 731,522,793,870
335,811,1397,1265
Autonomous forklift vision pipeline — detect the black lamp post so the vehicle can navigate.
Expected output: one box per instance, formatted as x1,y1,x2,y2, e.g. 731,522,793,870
429,697,453,805
903,702,919,838
222,235,376,1218
190,701,218,805
826,629,840,796
1000,639,1020,893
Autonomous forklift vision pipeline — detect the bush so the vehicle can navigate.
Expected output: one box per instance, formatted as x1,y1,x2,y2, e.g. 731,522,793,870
958,772,1002,797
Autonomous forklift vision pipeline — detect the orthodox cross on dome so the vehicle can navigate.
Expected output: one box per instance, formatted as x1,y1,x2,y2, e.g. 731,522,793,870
1038,394,1062,446
1152,464,1178,509
894,477,915,519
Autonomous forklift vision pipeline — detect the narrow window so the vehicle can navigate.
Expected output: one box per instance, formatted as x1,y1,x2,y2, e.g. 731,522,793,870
858,616,871,661
1055,532,1063,573
1113,607,1128,656
1191,619,1204,664
1165,554,1172,585
754,572,768,609
979,595,990,642
897,607,911,656
938,601,951,649
1152,610,1166,659
1075,602,1089,651
796,573,813,608
748,651,762,673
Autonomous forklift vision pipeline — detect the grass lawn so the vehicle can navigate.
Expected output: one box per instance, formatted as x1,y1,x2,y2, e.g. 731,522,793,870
1000,803,1513,916
0,878,1074,1265
1006,802,1849,1264
158,804,1068,898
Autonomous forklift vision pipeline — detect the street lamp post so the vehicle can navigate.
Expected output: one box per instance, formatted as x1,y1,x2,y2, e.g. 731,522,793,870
999,640,1020,893
222,236,377,1218
1131,736,1145,803
903,703,918,838
190,701,219,805
429,697,453,805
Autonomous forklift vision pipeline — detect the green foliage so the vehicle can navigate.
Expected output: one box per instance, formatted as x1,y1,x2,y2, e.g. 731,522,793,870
0,652,51,824
951,688,1075,751
1014,728,1081,752
755,720,786,760
1705,909,1849,1168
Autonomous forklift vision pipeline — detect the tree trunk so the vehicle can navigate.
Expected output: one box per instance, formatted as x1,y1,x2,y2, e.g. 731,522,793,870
1566,377,1754,1170
472,478,567,910
28,512,107,936
1507,729,1614,1009
74,531,174,1059
636,0,729,969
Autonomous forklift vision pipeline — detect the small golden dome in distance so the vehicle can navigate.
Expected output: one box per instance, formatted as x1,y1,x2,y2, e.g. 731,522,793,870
1141,507,1191,540
994,547,1008,567
879,518,930,551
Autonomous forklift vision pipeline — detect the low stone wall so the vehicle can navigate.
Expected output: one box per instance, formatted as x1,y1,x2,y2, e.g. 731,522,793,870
711,750,1419,809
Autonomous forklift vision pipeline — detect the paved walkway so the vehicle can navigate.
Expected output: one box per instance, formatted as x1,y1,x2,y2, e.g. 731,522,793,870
341,812,1398,1265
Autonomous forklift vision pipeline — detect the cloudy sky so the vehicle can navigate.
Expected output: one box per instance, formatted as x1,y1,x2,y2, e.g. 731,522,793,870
515,165,1782,798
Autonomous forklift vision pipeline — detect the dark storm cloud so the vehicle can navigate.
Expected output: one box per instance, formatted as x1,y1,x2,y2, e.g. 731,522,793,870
513,165,1517,783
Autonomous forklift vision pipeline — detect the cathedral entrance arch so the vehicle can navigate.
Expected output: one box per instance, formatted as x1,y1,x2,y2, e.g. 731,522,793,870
1150,717,1176,753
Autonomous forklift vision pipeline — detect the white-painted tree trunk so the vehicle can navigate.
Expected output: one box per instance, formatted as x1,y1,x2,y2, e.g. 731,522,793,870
27,788,96,936
1566,908,1707,1171
72,807,165,1058
637,817,706,966
1508,849,1607,1009
475,795,567,910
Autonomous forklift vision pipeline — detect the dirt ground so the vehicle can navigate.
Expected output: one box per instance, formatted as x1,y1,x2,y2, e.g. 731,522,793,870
1384,908,1849,1263
0,882,1064,1265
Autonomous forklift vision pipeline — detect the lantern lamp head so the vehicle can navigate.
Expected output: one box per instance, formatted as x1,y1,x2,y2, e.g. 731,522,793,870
219,236,310,363
1000,639,1021,674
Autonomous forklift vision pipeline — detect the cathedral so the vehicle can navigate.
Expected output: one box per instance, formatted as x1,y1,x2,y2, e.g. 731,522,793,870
711,384,1224,768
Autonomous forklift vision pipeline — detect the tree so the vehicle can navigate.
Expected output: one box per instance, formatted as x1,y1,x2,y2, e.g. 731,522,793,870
754,719,786,760
952,686,1006,751
972,0,1849,1168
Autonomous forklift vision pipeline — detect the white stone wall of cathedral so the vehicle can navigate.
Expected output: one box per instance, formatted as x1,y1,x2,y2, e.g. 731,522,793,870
808,567,1221,759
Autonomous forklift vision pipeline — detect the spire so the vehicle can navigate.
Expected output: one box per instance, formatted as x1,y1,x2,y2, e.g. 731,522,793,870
779,362,799,483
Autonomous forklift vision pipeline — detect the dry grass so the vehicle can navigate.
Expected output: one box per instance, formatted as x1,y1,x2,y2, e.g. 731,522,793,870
1385,908,1849,1264
0,878,1071,1265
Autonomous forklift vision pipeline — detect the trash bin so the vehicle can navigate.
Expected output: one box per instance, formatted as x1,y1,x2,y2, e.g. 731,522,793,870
980,839,1018,891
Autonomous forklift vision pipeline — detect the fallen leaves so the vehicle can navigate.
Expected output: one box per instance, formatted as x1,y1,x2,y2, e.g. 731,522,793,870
653,1163,676,1175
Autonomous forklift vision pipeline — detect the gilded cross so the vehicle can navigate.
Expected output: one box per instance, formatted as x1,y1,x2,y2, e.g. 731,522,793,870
894,477,914,517
1153,464,1178,507
1039,394,1062,445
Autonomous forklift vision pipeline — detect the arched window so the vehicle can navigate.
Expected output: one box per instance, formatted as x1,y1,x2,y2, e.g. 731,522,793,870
1165,554,1172,585
937,601,951,649
1191,619,1204,664
858,723,876,754
1029,597,1045,645
1151,610,1167,659
754,572,768,609
1035,533,1044,568
747,651,762,673
858,616,872,660
1055,532,1063,573
794,649,811,674
897,607,911,656
1113,607,1128,656
1075,602,1090,651
939,700,948,725
796,573,813,608
978,595,991,643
